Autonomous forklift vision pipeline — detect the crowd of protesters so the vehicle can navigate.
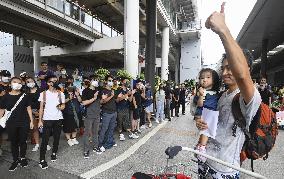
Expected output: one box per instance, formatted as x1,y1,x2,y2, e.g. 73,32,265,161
0,61,190,171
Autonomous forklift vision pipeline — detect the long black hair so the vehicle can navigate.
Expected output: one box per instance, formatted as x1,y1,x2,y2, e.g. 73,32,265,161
198,68,220,92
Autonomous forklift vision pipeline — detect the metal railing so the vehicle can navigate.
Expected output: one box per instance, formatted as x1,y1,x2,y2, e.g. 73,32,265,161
34,0,120,37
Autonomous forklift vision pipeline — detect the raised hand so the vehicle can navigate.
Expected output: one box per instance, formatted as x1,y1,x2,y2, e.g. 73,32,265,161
205,2,228,35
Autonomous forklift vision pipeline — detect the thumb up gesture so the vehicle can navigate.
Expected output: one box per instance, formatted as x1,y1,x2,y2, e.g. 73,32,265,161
205,2,228,35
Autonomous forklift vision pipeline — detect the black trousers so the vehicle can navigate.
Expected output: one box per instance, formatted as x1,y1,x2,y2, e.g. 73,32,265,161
40,120,62,161
139,107,146,126
171,101,179,116
180,100,186,114
7,125,29,162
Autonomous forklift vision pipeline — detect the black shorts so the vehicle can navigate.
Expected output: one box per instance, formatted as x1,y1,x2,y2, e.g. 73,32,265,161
133,108,140,120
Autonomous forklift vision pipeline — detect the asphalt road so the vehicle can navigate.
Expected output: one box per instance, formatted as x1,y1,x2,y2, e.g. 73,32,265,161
0,106,283,179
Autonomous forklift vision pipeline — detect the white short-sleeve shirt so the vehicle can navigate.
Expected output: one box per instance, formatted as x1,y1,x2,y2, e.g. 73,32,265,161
206,87,262,174
38,90,65,121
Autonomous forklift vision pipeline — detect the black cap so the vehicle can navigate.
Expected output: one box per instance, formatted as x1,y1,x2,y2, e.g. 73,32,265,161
0,70,11,77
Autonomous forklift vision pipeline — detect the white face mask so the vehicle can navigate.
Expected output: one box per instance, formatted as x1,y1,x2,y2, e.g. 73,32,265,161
91,80,99,87
11,83,22,90
61,70,67,75
2,77,10,83
107,81,113,87
27,82,36,88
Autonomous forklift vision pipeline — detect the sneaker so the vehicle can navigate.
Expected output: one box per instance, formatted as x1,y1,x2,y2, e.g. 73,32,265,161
136,129,142,134
51,153,57,162
140,125,146,129
32,144,40,152
20,158,28,167
129,133,139,139
9,160,19,171
100,146,106,152
155,120,160,124
148,122,152,128
39,160,48,169
119,134,125,141
71,138,79,145
195,145,207,163
83,151,90,159
47,145,51,151
113,143,118,147
93,147,103,155
67,139,74,146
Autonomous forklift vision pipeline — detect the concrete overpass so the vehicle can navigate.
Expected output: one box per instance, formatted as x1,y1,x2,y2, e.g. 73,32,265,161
237,0,284,85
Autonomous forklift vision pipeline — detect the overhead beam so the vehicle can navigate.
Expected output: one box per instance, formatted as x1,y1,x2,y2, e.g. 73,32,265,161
40,35,124,57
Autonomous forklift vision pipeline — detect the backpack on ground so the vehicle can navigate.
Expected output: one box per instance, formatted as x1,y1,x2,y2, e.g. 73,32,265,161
231,93,278,171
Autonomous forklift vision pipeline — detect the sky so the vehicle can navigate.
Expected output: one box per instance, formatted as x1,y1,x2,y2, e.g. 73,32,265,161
200,0,257,65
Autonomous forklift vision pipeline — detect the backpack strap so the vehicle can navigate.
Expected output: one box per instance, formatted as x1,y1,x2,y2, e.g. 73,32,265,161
231,93,251,139
58,91,62,104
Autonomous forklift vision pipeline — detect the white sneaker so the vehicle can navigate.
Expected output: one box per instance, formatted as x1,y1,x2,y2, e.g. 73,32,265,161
67,139,74,146
155,120,160,124
32,144,40,152
100,146,106,152
148,122,152,128
71,138,79,145
140,125,146,130
47,145,51,151
113,143,118,147
129,133,139,139
119,134,125,141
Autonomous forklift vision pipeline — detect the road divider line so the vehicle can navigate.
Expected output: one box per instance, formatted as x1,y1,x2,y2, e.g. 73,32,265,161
80,121,168,179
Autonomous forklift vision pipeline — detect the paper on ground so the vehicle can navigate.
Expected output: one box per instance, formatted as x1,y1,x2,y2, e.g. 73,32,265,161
200,108,219,139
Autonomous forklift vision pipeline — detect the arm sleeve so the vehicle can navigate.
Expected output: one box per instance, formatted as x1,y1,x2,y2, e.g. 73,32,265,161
239,87,262,127
61,92,65,103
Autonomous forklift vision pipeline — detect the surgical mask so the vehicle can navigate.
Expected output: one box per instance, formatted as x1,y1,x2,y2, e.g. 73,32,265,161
11,83,22,90
91,80,99,87
107,81,113,87
27,82,36,88
61,70,67,75
2,77,10,83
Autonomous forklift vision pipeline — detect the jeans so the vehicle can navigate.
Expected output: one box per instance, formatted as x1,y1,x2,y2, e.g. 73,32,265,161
7,125,29,161
156,100,165,120
40,120,62,161
98,112,117,149
83,116,100,152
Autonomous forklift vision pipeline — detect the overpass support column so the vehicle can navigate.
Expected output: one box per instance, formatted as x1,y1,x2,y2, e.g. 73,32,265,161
161,27,169,81
124,0,139,78
260,39,268,78
145,0,157,90
33,41,47,74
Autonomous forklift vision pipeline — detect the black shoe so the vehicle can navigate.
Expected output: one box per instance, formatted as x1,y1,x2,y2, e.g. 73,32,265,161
176,115,179,117
93,147,102,155
182,113,185,115
83,151,90,159
39,160,48,169
51,153,57,162
20,158,28,167
9,160,19,171
168,118,172,121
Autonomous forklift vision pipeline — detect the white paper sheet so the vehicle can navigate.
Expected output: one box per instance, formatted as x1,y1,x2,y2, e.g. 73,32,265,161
200,108,219,139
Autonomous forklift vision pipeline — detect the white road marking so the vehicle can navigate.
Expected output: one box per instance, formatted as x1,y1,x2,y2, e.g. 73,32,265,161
80,121,168,179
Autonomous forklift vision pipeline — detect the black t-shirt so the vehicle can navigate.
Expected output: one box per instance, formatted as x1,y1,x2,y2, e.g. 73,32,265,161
173,89,180,99
101,89,117,113
179,89,186,101
82,88,101,117
28,90,40,110
116,88,130,110
258,88,271,105
0,83,10,93
133,91,142,108
0,93,31,127
164,87,172,99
